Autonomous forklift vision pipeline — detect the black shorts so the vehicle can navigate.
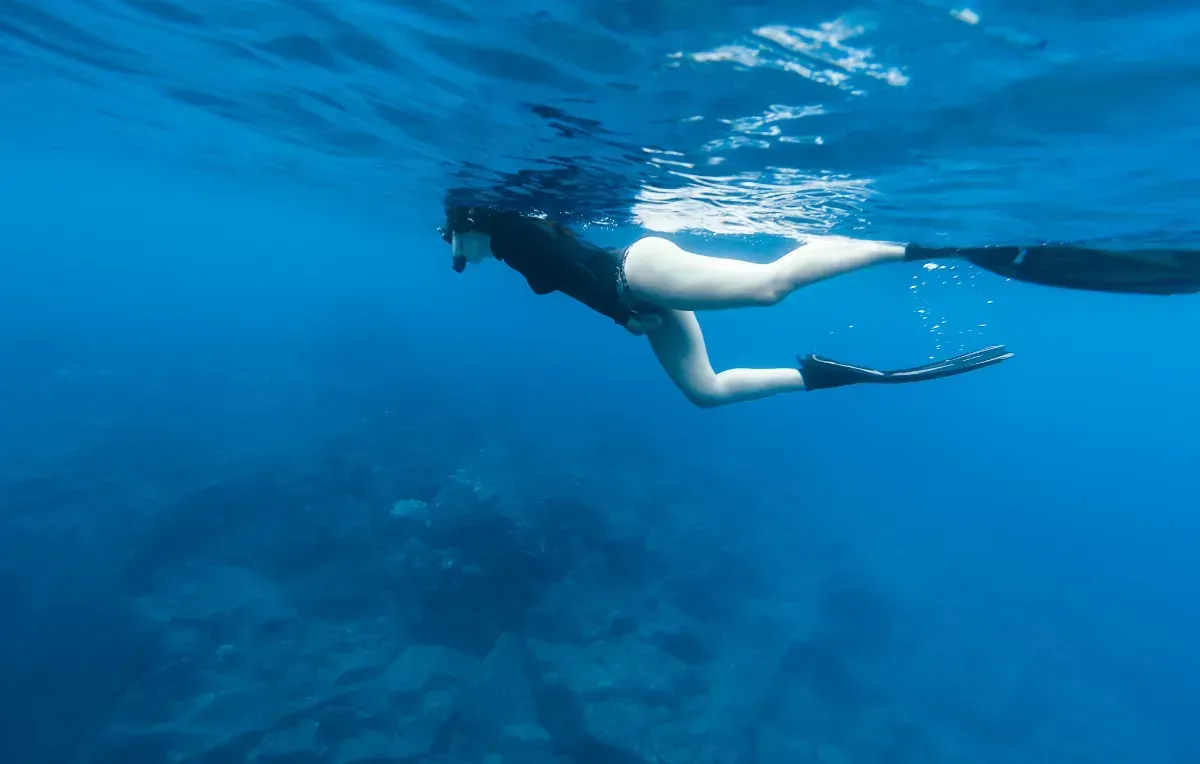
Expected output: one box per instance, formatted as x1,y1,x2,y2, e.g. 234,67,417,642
616,245,660,320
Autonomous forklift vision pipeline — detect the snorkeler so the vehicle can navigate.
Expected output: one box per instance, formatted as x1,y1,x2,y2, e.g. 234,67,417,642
441,205,1198,408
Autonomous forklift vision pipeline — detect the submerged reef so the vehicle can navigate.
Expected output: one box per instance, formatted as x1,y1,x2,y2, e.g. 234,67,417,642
0,371,1180,764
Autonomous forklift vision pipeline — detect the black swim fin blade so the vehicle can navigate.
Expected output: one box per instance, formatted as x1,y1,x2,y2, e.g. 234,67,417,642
906,243,1200,295
799,345,1013,391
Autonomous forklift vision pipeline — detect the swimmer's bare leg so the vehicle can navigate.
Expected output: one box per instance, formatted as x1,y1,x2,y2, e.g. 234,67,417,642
646,309,806,408
623,235,905,311
645,310,1012,406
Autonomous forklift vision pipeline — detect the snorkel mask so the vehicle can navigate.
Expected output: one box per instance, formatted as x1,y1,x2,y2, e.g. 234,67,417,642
440,205,494,273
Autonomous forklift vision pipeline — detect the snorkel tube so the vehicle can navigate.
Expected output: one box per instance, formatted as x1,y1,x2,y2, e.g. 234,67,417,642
441,205,495,273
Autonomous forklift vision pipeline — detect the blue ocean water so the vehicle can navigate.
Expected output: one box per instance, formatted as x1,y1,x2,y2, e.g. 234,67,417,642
2,1,1199,762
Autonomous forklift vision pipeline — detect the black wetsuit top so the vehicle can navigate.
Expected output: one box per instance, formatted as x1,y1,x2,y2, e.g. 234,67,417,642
486,213,638,325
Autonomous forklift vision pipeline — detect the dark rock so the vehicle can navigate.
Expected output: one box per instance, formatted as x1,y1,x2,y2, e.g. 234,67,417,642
383,643,474,694
817,570,893,657
775,639,867,716
650,627,716,667
250,719,323,761
876,721,935,764
389,478,591,654
671,566,754,625
608,615,638,639
460,632,541,737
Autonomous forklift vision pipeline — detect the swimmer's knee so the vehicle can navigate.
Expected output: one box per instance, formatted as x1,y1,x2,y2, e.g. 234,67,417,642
681,380,729,409
749,273,791,307
754,283,788,306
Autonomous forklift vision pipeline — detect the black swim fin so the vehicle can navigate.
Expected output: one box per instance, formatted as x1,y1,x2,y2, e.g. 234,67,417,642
905,243,1200,295
799,345,1013,391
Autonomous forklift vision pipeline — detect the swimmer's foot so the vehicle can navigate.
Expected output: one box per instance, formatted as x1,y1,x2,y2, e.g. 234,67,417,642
799,345,1013,391
905,243,1200,295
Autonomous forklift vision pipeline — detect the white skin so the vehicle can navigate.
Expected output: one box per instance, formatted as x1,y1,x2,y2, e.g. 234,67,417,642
452,231,905,408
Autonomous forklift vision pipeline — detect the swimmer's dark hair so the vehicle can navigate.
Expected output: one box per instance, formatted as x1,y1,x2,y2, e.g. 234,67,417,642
440,204,574,272
440,205,507,243
441,204,560,241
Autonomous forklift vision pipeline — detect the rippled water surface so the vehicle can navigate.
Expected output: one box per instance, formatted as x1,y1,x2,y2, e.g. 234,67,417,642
4,0,1199,242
